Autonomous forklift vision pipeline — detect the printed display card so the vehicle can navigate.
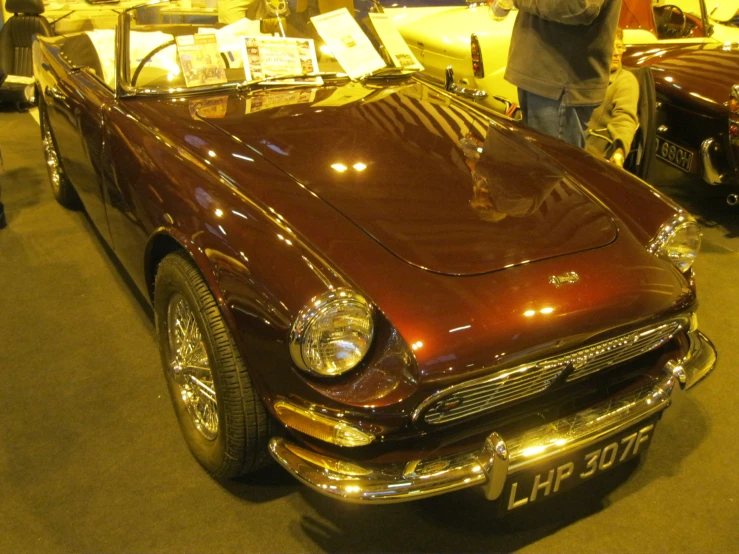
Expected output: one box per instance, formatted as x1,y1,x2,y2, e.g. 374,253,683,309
310,8,385,79
199,18,263,68
368,13,423,70
176,34,227,87
242,36,321,84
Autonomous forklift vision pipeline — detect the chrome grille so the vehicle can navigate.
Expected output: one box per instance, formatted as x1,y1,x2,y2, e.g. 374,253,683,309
420,320,684,425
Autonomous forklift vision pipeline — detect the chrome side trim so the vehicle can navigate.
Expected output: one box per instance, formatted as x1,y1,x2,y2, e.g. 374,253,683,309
268,329,716,504
414,318,686,425
701,137,724,185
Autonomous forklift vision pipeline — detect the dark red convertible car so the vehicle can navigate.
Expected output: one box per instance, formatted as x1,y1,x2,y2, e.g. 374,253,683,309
33,0,716,508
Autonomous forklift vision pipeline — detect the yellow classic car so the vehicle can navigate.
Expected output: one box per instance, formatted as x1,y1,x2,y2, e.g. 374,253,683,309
383,0,739,111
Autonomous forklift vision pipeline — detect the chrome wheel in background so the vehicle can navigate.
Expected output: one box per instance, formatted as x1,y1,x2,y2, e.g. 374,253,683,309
42,122,62,197
39,103,79,208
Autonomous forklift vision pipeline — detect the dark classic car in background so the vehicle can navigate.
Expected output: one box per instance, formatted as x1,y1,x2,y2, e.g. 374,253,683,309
33,0,717,507
383,0,739,198
622,41,739,199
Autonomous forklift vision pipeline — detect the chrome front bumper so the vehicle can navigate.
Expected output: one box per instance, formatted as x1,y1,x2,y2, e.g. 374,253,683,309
269,329,716,504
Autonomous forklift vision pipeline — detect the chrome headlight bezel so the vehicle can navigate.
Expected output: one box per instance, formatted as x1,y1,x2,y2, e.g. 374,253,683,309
289,289,375,378
648,213,701,273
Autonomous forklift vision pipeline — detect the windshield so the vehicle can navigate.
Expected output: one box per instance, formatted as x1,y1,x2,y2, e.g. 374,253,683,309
122,0,419,94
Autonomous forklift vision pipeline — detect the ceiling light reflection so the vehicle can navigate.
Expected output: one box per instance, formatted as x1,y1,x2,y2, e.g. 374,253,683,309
331,163,348,172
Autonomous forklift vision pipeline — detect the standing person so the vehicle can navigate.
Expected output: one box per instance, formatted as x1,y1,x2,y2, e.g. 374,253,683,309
490,0,623,148
585,29,639,167
218,0,258,24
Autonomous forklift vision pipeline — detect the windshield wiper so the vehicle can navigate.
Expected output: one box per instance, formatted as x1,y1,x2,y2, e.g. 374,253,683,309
362,67,418,81
237,72,346,91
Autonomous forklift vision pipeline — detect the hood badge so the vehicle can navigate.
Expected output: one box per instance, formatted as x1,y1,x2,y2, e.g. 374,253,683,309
549,272,580,288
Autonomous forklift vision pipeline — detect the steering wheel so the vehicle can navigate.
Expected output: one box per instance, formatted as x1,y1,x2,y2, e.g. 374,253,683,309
656,5,688,39
131,39,177,88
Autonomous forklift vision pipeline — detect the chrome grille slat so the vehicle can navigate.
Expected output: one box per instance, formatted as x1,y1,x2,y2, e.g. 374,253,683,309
449,375,560,409
425,370,565,423
565,344,647,377
421,321,683,424
566,324,680,382
450,366,563,402
428,370,563,408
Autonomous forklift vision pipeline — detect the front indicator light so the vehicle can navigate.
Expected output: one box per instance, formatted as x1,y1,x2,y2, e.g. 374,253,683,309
275,401,375,447
648,214,701,272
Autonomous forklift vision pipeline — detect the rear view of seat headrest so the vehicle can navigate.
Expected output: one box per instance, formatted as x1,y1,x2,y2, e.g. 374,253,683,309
6,0,45,15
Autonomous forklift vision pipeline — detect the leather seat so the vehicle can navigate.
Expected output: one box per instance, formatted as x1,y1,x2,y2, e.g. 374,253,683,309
0,0,54,77
623,66,657,181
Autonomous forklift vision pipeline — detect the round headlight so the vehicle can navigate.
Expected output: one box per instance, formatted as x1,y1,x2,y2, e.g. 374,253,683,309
290,289,374,377
649,215,701,272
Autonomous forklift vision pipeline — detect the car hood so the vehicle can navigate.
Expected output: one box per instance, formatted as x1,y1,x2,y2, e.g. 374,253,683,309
624,43,738,116
199,82,617,276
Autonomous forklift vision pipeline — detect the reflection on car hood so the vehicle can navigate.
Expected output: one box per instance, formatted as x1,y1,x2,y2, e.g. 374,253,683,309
199,82,617,276
624,43,739,116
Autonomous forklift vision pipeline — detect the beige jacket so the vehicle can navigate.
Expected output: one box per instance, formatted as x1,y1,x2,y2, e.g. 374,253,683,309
585,68,639,158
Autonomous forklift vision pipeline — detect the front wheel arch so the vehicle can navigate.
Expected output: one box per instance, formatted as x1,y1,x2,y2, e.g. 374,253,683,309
145,231,187,301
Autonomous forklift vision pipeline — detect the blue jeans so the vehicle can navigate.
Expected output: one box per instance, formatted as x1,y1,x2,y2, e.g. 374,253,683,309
518,89,596,149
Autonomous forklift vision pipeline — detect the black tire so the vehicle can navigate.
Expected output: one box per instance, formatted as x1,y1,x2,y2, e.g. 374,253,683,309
154,251,273,478
39,102,80,209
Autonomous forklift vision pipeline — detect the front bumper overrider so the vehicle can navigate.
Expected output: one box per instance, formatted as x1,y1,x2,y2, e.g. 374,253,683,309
269,328,716,503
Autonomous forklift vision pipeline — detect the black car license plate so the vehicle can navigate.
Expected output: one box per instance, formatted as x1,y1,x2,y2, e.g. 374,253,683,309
500,419,656,513
656,137,695,172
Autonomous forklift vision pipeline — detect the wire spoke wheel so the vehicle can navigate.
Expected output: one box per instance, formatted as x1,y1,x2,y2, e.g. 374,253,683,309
155,252,274,477
40,104,78,208
167,293,219,441
42,120,62,197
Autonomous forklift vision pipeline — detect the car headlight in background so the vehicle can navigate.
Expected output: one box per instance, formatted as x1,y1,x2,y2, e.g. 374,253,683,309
648,213,701,272
24,84,36,104
290,289,374,377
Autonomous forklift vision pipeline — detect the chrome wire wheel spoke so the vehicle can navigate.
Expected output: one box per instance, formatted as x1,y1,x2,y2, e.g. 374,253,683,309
167,293,219,441
42,125,61,194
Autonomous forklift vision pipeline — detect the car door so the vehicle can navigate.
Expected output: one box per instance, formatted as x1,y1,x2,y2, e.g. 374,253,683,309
46,62,114,245
97,101,160,296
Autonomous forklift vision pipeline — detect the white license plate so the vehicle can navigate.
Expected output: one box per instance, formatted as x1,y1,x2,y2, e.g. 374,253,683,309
656,137,695,172
501,421,655,512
